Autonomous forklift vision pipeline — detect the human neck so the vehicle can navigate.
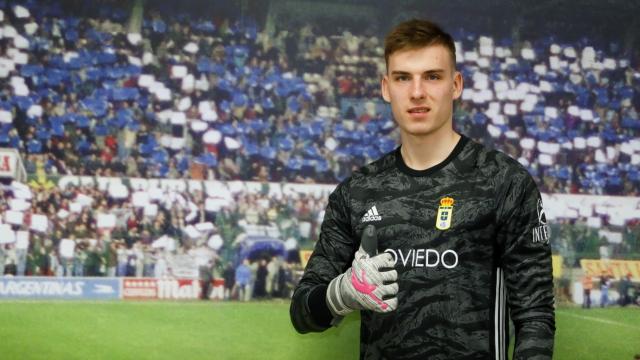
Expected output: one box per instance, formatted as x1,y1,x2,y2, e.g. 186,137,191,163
399,129,461,171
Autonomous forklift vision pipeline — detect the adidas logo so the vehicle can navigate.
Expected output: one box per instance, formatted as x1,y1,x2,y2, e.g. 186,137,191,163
361,205,382,222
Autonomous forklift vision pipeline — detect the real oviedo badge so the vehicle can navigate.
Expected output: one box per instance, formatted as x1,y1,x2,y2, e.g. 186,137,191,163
436,197,454,230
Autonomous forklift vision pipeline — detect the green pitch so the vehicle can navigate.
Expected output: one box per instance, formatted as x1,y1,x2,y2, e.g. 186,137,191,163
0,301,638,359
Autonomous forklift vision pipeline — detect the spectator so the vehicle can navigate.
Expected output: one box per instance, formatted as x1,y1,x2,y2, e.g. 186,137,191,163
15,230,29,276
619,273,633,307
582,274,593,309
105,240,118,277
266,256,280,297
59,236,76,277
253,258,268,299
234,259,251,301
599,272,610,307
223,262,235,300
154,251,169,278
276,262,294,298
84,241,102,276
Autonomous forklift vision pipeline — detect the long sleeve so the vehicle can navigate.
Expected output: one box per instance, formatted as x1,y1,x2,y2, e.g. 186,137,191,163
496,169,555,359
290,179,357,333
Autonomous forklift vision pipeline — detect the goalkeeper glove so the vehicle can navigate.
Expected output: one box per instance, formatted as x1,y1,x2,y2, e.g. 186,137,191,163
326,225,398,316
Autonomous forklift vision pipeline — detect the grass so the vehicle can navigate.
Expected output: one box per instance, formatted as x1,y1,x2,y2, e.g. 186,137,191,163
0,301,638,359
554,307,640,359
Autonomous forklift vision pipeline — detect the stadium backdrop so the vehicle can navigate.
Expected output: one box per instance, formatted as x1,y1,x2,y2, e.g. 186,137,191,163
0,0,639,359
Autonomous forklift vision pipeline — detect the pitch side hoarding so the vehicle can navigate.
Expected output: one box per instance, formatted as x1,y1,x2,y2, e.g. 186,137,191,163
0,277,120,300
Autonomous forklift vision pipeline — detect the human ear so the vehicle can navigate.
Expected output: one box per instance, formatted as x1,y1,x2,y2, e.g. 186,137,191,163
452,71,463,100
381,75,391,103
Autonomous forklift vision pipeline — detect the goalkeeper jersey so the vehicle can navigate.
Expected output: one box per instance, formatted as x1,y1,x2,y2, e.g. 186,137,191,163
290,134,555,360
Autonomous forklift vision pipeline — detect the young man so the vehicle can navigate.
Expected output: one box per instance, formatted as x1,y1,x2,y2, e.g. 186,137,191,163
290,19,555,359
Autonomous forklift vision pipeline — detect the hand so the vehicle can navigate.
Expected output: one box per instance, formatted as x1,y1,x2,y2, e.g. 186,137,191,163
326,226,398,316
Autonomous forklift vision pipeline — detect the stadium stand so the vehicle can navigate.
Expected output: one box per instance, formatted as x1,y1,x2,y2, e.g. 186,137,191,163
0,0,638,291
1,175,639,278
0,1,637,193
0,177,328,279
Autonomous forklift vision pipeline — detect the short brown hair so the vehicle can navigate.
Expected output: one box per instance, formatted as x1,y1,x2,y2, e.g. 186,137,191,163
384,19,456,71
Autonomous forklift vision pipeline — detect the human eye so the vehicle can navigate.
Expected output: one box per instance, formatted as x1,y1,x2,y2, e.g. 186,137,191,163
426,73,441,80
394,74,410,82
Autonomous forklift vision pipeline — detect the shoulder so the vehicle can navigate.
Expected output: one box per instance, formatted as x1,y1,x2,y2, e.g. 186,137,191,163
465,138,537,190
336,147,398,193
355,147,397,179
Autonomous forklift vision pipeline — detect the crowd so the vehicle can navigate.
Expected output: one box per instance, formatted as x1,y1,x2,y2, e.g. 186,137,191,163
0,1,639,295
581,272,639,308
0,1,637,194
0,177,328,281
298,25,640,195
1,175,639,278
227,257,297,301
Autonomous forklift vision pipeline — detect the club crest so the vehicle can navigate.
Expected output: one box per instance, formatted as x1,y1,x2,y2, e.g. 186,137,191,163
436,197,454,230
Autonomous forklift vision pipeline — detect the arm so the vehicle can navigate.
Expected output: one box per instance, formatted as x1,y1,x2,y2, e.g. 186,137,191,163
496,171,555,360
290,181,356,333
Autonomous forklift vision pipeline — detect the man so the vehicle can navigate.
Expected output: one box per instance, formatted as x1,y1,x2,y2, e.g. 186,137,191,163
266,256,281,297
290,19,555,359
599,271,610,307
582,274,593,309
234,259,252,301
194,245,215,300
618,273,632,307
223,262,236,300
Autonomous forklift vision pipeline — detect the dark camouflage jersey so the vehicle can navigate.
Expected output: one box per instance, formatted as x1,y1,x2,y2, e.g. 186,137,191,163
290,134,555,360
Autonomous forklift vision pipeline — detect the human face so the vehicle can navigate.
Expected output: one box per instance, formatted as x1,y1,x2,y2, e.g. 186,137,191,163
381,45,463,139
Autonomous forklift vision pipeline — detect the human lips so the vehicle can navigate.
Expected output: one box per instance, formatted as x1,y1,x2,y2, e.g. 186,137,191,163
407,106,431,115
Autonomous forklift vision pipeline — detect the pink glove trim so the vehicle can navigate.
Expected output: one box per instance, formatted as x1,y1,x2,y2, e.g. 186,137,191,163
351,269,388,310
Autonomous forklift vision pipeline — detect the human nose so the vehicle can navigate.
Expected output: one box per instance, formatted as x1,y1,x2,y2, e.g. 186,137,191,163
410,78,426,101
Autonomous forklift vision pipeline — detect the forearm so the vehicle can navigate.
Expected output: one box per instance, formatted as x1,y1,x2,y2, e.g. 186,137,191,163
290,179,356,333
497,171,556,360
290,283,334,333
512,313,555,360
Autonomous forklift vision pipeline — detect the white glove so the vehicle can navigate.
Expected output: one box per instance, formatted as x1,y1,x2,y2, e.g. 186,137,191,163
326,227,398,316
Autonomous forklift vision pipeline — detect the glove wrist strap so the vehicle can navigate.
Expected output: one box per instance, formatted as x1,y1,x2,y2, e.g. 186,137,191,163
326,272,355,317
